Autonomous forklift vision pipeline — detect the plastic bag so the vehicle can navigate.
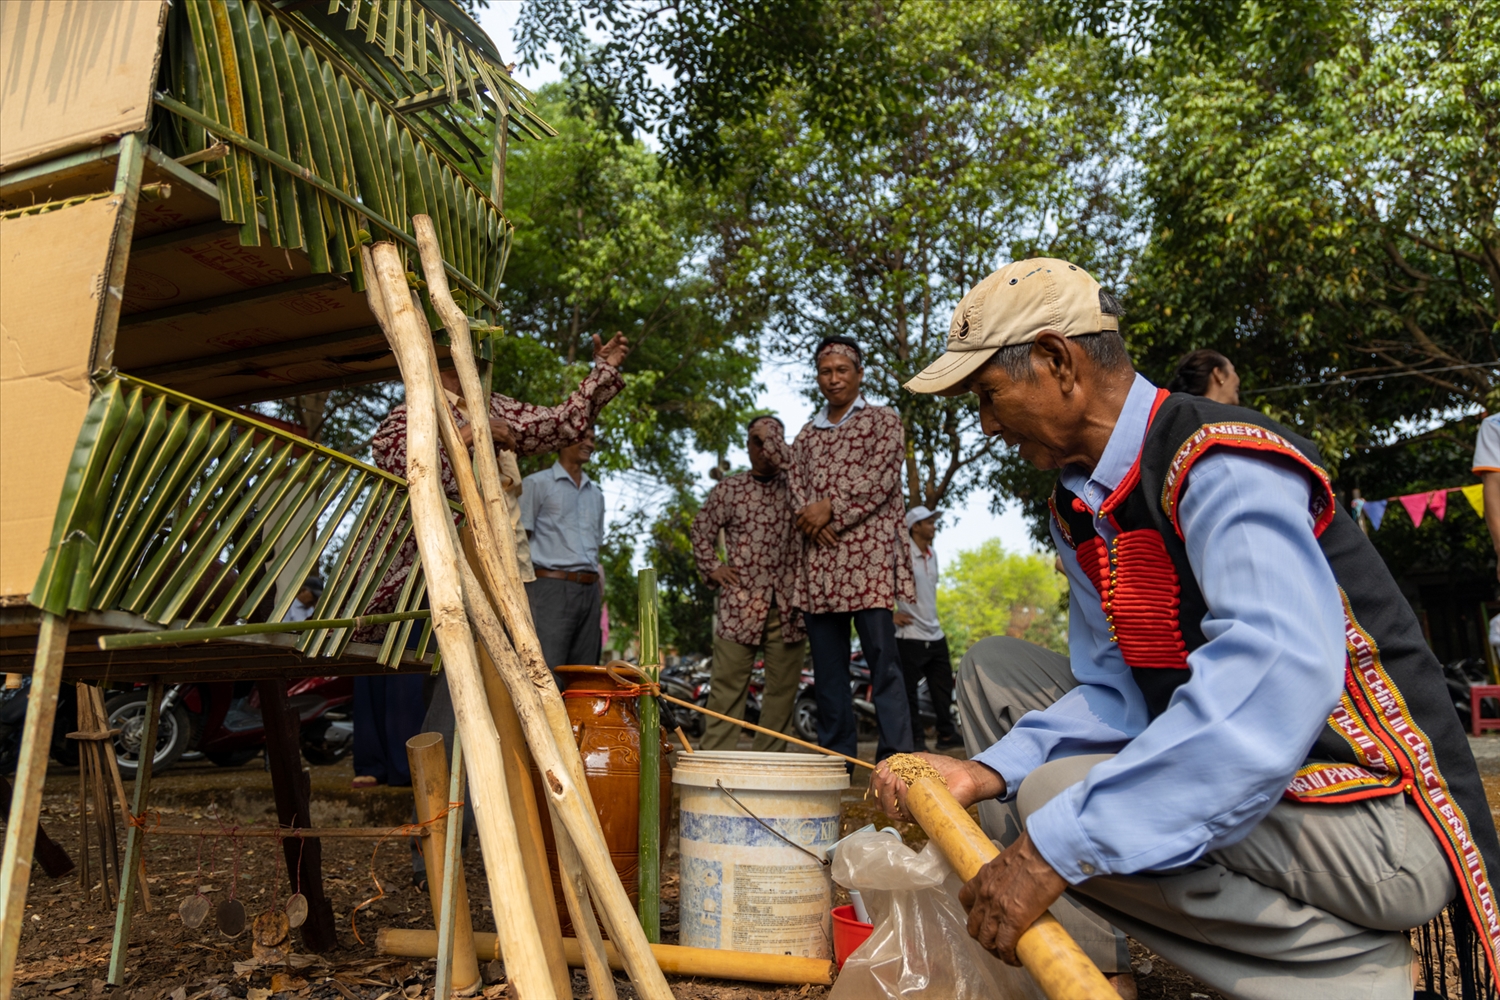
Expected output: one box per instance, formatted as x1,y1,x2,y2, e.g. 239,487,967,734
829,831,1045,1000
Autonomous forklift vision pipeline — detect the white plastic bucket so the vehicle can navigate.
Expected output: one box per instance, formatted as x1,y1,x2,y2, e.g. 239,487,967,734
674,751,849,958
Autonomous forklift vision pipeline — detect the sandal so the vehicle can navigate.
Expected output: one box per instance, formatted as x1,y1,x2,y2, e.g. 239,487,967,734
351,775,380,789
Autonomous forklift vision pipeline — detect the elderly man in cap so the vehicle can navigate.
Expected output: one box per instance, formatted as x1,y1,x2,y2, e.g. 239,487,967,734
689,415,806,751
894,506,961,752
872,258,1499,999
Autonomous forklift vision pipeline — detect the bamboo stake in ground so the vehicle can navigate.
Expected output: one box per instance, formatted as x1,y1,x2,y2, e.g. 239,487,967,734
885,755,1115,1000
636,568,661,942
367,242,554,1000
406,734,480,995
408,224,662,1000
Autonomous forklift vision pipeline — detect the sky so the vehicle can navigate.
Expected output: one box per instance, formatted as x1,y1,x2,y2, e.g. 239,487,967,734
472,1,1038,556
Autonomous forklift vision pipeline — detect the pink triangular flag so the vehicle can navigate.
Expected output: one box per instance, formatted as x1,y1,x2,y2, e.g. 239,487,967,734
1428,490,1447,521
1398,493,1428,527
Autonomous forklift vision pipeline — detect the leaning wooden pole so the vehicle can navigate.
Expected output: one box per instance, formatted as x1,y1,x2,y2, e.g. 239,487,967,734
406,734,480,995
409,221,667,1000
366,242,555,1000
636,568,661,942
889,757,1115,1000
0,613,69,997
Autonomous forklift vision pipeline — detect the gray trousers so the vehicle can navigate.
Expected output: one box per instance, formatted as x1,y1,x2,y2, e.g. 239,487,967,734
525,575,602,669
958,636,1455,999
702,607,805,752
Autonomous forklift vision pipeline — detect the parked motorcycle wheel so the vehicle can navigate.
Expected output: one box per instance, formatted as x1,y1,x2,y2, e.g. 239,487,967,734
206,749,260,768
104,692,191,779
300,718,353,766
793,693,819,742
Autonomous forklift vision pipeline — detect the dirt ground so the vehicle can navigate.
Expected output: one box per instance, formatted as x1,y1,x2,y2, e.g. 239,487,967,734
19,731,1500,999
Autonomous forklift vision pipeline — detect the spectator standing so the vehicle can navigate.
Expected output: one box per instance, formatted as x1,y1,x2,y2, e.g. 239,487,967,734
282,577,322,622
521,428,606,669
1167,348,1240,405
690,416,806,751
894,507,960,751
354,332,632,789
1474,412,1500,582
767,336,915,764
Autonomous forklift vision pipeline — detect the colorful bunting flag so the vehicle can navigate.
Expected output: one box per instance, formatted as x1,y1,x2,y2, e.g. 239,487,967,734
1364,499,1388,531
1463,483,1485,518
1428,490,1447,521
1399,493,1429,527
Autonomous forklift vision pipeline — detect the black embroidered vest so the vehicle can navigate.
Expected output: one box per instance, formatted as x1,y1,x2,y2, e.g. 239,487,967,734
1050,390,1500,986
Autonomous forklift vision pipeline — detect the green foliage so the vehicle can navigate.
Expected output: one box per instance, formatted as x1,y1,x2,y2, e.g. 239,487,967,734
1124,1,1498,471
600,490,717,656
937,539,1069,660
717,1,1135,512
494,84,762,483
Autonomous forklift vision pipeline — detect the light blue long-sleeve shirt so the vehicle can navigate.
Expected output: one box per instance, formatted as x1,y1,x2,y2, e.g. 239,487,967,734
973,375,1347,884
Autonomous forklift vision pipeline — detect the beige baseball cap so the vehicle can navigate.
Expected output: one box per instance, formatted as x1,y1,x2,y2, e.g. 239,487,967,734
904,258,1118,395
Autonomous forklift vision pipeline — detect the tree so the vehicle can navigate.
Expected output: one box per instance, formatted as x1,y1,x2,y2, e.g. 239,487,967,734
717,1,1133,511
938,539,1068,659
492,83,763,483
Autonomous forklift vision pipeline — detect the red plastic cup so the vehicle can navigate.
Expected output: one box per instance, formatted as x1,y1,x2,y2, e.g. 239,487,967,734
831,904,875,969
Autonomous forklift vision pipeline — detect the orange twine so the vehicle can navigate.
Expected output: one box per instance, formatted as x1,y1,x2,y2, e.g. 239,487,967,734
350,799,466,945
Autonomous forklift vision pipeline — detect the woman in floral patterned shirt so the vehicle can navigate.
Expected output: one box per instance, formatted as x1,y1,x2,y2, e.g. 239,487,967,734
768,337,916,764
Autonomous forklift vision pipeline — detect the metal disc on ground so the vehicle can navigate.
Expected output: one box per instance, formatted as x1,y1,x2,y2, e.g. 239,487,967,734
179,894,210,929
284,892,308,928
215,898,247,937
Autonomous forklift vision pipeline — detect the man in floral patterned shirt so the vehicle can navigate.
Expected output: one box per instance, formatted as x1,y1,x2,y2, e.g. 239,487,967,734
358,332,631,626
766,337,916,765
690,415,806,751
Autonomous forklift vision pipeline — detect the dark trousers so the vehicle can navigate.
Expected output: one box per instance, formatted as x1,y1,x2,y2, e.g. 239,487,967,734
804,608,913,763
525,576,603,669
897,635,956,745
352,673,427,787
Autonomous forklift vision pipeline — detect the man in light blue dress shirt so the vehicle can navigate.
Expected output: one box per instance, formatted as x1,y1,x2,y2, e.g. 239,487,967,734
872,259,1495,999
520,428,608,669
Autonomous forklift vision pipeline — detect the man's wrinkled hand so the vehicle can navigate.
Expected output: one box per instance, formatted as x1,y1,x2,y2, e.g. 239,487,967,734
708,564,741,587
592,331,631,368
958,832,1068,966
871,754,1002,823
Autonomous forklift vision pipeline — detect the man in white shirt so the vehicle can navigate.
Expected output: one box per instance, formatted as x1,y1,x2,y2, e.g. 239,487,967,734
1473,412,1500,581
894,506,960,750
520,428,607,668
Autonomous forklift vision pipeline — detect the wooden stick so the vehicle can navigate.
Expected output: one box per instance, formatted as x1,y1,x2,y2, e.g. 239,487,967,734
141,826,429,839
367,242,555,1000
674,727,694,753
377,928,835,987
469,604,573,1000
456,559,648,1000
410,223,660,999
434,735,468,1000
645,683,873,770
900,768,1115,1000
0,613,69,995
91,685,149,911
107,678,160,985
406,734,480,995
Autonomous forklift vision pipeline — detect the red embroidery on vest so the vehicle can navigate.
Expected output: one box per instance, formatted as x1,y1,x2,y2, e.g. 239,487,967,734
1077,531,1190,670
1160,422,1336,539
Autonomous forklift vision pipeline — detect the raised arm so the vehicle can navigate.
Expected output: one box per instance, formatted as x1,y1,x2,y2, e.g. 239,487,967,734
491,361,626,458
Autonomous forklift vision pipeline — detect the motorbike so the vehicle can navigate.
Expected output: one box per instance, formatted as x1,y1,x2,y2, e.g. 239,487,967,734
104,676,354,779
792,650,955,743
0,681,79,774
660,657,713,738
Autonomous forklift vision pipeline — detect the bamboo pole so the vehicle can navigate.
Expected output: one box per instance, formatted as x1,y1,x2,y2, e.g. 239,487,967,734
96,610,430,649
469,610,572,1000
435,735,468,1000
377,928,835,988
91,686,149,911
409,224,662,1000
366,242,554,1000
636,569,661,942
0,613,69,996
406,734,480,995
897,763,1114,1000
107,679,161,985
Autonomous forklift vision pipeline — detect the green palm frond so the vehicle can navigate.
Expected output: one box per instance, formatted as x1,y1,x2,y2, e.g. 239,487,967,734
30,374,441,667
160,0,537,313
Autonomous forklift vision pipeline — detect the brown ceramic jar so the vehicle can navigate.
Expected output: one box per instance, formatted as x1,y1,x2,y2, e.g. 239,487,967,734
530,664,672,934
